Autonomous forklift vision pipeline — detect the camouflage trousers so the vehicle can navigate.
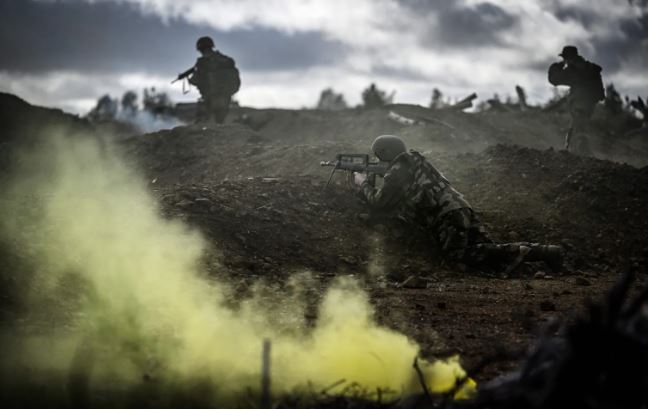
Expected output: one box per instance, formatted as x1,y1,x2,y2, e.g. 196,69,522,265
196,94,231,124
434,208,539,268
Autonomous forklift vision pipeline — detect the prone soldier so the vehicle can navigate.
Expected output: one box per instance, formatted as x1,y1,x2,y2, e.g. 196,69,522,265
354,135,564,275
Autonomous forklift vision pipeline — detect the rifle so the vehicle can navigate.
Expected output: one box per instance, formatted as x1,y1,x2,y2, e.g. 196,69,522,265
171,67,196,84
320,153,388,187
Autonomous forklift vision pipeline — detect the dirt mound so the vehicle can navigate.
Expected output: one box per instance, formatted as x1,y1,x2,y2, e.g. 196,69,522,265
122,118,648,273
0,93,89,142
443,145,648,269
3,92,648,388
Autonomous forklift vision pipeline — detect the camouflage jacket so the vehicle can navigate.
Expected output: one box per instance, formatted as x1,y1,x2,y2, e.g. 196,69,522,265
189,50,239,97
360,150,471,226
548,56,605,107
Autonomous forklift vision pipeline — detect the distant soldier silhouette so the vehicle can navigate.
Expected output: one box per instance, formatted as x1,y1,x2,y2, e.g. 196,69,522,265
355,135,564,275
548,45,605,152
188,36,240,124
120,91,138,118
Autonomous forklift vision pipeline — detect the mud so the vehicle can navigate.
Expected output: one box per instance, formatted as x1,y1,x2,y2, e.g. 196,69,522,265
1,93,648,386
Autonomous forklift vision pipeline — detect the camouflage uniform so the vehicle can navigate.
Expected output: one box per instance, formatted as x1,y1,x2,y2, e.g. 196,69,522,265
360,151,555,270
189,50,238,124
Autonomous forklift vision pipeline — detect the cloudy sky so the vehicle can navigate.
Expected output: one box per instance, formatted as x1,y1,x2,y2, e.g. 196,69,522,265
0,0,646,114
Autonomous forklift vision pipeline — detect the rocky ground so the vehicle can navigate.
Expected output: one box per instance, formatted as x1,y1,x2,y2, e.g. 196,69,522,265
120,100,648,380
1,93,648,401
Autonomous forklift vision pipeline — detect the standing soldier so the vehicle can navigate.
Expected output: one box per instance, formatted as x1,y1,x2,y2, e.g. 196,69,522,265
548,45,605,152
355,135,564,275
188,36,240,124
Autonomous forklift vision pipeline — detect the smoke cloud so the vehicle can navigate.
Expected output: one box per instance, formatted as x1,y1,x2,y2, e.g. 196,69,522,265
0,131,474,405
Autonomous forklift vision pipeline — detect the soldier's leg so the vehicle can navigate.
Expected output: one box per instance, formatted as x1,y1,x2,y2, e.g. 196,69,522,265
437,210,563,272
436,209,472,262
471,242,563,273
195,99,209,123
565,109,575,151
211,95,231,124
572,107,594,156
526,243,564,272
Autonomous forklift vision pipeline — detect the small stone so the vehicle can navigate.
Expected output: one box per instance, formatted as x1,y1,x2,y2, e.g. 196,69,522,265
575,277,592,286
540,301,556,311
400,275,427,289
357,213,370,221
176,199,194,208
534,271,546,279
340,256,357,265
374,224,387,233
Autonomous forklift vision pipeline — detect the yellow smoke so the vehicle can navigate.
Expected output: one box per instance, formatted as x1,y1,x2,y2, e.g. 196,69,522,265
0,133,475,403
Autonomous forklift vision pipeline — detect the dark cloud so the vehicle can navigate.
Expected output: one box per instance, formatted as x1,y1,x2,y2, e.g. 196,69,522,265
590,13,648,74
553,6,599,29
0,0,347,75
549,4,648,74
398,1,517,48
435,2,516,46
371,65,430,82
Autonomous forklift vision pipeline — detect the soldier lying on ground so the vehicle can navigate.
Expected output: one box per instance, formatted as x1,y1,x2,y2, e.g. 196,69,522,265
354,135,564,275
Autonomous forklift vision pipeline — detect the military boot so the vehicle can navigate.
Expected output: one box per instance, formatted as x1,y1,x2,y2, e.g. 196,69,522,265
527,244,564,272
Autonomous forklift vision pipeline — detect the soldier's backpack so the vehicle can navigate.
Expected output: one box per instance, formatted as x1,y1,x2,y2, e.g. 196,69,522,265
576,60,605,103
588,62,605,102
214,52,240,96
198,51,241,97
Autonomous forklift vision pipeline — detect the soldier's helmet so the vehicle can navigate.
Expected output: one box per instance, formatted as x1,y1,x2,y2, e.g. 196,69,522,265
196,36,215,51
372,135,407,162
559,45,578,59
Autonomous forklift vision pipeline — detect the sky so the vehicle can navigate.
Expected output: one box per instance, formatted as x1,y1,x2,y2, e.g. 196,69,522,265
0,0,646,114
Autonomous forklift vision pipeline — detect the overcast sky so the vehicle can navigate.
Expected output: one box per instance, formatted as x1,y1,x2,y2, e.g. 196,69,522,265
0,0,646,114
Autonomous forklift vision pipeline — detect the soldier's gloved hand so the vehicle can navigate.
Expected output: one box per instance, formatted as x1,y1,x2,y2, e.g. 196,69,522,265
353,172,367,186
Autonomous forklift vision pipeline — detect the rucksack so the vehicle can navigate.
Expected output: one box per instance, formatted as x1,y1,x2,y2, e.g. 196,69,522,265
213,52,241,96
586,62,605,102
220,66,241,96
198,52,241,97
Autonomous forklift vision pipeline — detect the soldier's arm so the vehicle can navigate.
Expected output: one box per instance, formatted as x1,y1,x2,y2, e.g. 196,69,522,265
188,72,198,86
360,162,412,211
548,62,573,86
188,58,206,86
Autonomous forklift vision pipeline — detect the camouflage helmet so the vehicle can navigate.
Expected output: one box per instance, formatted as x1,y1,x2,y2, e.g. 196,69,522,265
196,36,215,51
371,135,407,162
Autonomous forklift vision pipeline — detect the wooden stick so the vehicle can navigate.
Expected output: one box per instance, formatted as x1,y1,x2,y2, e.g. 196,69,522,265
516,85,528,111
412,357,432,400
260,339,271,409
446,93,477,111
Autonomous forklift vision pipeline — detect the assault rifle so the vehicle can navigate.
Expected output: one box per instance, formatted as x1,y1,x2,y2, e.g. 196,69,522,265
320,153,388,187
171,67,196,84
